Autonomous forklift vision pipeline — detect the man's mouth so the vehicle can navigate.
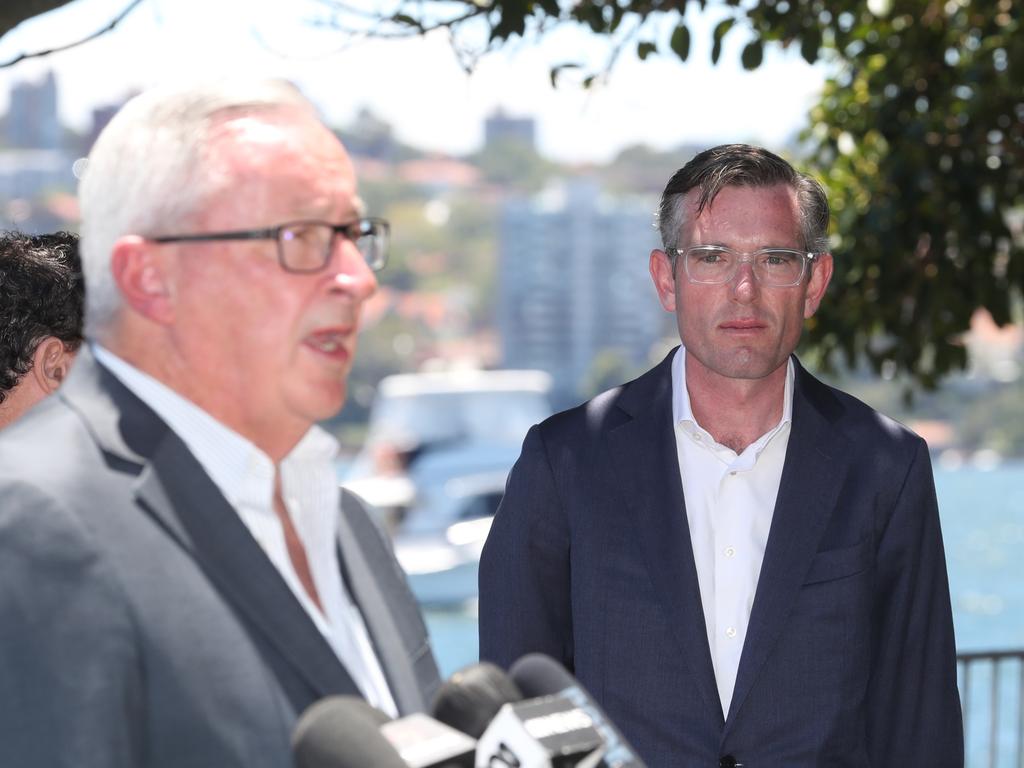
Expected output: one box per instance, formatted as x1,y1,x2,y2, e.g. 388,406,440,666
719,319,767,331
304,329,351,358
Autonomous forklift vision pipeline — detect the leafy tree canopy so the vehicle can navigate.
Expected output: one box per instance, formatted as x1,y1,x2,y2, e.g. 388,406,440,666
6,0,1021,389
316,0,1023,390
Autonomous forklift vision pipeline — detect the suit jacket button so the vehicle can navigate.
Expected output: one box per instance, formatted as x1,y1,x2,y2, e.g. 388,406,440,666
719,756,738,768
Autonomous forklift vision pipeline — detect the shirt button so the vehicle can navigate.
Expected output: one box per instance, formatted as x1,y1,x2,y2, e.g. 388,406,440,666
726,627,737,638
724,546,736,558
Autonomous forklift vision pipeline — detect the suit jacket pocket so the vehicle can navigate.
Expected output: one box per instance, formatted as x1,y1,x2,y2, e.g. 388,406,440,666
803,538,871,585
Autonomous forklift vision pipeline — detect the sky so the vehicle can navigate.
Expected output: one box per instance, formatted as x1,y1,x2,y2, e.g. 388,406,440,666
0,0,829,163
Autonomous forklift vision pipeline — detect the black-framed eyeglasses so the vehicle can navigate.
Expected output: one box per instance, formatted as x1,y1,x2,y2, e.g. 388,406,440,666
673,245,820,288
148,218,389,273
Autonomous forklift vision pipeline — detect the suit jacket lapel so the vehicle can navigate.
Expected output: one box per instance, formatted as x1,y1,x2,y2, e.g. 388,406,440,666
134,433,361,704
724,360,850,730
336,489,427,715
606,350,724,725
63,348,360,707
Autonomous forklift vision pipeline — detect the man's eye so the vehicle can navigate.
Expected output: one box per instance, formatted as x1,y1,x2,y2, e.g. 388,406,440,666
283,225,319,243
696,249,728,264
762,251,798,266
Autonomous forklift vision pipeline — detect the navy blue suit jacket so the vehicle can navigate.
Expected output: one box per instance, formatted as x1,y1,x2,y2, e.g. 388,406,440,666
479,350,963,766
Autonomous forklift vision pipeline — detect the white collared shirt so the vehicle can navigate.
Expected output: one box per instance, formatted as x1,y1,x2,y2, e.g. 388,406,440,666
670,346,793,717
93,344,399,717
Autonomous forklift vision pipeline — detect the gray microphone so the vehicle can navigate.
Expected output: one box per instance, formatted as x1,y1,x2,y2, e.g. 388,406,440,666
293,695,477,768
509,654,647,768
292,695,407,768
432,661,524,738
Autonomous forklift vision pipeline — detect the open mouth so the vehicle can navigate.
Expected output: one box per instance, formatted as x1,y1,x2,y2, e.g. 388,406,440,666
304,329,350,358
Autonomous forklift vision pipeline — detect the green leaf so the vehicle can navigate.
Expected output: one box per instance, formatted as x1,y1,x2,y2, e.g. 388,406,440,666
549,62,581,88
637,41,657,60
391,13,419,27
800,30,821,64
741,39,764,70
711,18,735,65
670,23,691,61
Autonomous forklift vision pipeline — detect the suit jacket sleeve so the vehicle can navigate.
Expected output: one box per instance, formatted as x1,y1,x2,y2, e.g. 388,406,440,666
866,439,964,765
0,481,143,768
478,423,574,672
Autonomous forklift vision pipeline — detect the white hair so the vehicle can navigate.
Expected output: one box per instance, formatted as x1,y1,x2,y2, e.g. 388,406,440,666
78,78,319,336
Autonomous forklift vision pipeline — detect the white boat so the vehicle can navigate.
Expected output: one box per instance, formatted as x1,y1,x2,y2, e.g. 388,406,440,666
342,369,552,605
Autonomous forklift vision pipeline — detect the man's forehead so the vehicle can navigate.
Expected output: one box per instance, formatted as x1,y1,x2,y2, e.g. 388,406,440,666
685,183,799,215
209,114,298,146
201,111,355,188
205,111,342,158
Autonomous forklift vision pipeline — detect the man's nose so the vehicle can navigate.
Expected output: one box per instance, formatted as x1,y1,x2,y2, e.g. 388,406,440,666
729,259,759,302
326,236,377,300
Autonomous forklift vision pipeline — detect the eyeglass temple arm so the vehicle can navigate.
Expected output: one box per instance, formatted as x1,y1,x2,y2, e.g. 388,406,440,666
150,229,278,244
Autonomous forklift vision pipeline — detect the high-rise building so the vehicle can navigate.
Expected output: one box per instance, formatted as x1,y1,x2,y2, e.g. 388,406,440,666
498,180,669,406
484,110,535,150
5,71,60,150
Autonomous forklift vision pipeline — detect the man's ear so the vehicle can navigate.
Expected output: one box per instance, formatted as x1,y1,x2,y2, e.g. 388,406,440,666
31,337,76,395
110,235,176,324
804,252,834,319
649,249,677,312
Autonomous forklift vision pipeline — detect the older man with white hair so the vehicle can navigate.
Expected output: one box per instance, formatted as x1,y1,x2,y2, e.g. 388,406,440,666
0,79,440,768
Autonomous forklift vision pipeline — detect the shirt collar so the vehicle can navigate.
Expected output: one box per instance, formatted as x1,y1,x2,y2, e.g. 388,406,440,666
91,343,337,509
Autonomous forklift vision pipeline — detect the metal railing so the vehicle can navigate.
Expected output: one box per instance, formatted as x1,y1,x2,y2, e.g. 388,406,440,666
959,649,1024,768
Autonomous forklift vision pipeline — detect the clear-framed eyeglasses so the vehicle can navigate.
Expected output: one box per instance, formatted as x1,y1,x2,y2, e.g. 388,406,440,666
149,218,390,273
673,245,821,288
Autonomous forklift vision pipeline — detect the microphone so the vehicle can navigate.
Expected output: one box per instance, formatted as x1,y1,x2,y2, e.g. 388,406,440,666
379,713,477,768
432,661,524,738
509,655,647,768
293,695,477,768
474,692,606,768
292,695,407,768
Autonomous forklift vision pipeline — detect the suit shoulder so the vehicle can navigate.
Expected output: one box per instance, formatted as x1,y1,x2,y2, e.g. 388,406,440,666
802,371,927,457
0,395,97,476
534,376,638,447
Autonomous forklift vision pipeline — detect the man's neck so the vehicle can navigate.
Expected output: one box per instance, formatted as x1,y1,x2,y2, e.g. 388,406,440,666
96,333,306,464
685,359,788,454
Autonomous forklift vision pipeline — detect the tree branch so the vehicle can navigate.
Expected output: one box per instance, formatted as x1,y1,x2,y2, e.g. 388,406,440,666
0,0,147,69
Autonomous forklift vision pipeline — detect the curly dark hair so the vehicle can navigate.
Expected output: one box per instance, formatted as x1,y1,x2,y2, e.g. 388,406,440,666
0,231,84,404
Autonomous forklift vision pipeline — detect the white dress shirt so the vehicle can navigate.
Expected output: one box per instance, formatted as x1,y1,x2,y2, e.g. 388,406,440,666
670,347,794,717
93,345,399,717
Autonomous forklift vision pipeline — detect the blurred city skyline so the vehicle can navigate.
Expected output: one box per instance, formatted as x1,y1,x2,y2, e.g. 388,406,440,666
0,0,827,163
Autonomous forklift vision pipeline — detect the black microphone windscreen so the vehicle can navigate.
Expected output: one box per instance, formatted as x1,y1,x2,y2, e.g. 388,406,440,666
509,653,577,698
431,661,523,738
292,696,408,768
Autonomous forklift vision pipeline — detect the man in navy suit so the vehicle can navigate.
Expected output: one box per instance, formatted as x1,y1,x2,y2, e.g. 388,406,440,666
479,144,963,766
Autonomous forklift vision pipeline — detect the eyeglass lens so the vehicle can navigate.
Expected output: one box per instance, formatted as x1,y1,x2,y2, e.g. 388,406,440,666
278,222,386,273
685,247,806,286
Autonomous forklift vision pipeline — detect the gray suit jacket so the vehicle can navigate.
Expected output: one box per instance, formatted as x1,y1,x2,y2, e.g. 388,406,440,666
0,349,440,768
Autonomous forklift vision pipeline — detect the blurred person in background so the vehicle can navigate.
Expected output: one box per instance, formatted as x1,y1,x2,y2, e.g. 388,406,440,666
480,144,962,766
0,79,439,768
0,230,83,429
